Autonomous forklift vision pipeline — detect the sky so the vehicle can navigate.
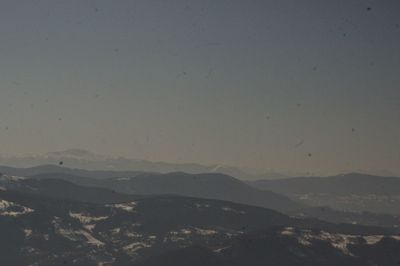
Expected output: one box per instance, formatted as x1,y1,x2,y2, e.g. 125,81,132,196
0,0,399,175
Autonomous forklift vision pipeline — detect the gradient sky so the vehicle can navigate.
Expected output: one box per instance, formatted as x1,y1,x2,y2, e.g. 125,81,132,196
0,0,399,175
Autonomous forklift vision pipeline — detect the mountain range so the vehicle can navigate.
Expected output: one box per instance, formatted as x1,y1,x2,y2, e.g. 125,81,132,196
0,167,301,213
3,166,400,228
2,165,400,265
1,180,398,265
0,149,289,180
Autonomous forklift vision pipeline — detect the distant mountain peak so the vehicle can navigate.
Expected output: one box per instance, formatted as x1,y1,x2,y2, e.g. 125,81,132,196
0,150,289,180
45,149,106,160
47,149,95,157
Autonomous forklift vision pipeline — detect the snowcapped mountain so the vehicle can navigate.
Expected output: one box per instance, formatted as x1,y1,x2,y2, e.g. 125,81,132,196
1,185,399,266
0,149,288,180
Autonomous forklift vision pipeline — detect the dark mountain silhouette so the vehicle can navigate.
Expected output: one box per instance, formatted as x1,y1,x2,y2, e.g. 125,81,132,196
5,168,400,228
0,176,139,204
5,171,400,230
28,171,302,213
139,229,400,266
1,187,397,265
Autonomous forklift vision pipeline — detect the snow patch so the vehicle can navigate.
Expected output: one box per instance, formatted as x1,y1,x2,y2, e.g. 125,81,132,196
165,231,186,242
0,175,27,181
214,246,231,253
195,203,210,208
364,235,385,245
125,231,142,238
281,227,295,236
391,235,400,241
116,177,130,181
222,206,246,214
53,216,104,246
318,232,358,255
57,228,104,246
0,199,34,217
280,228,400,256
23,229,33,238
69,211,109,224
111,228,121,234
79,230,105,246
180,229,192,235
194,228,218,236
111,202,137,212
84,224,96,231
123,242,152,254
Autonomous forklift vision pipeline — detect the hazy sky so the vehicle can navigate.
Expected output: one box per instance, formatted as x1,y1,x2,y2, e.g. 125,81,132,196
0,0,399,175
